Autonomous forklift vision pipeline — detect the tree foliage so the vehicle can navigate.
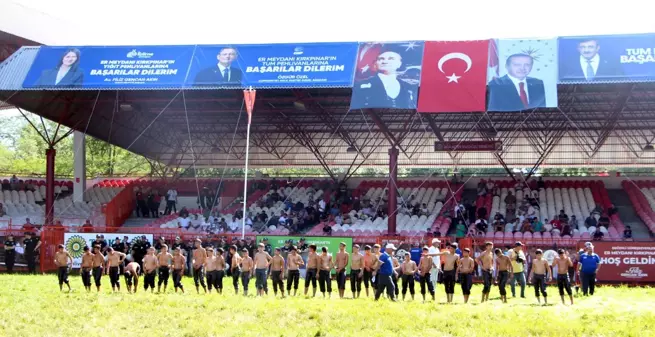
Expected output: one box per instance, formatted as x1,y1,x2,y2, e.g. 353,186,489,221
0,111,151,177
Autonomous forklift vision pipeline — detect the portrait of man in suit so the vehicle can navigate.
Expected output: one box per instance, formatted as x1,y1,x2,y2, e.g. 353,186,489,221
350,49,418,109
193,47,243,86
487,54,546,111
560,39,624,81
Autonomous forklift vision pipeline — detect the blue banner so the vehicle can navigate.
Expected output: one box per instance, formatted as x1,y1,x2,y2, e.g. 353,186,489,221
22,46,195,88
187,43,358,88
350,41,423,110
558,34,655,83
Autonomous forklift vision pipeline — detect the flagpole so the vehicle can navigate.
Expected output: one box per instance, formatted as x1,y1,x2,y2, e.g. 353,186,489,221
241,87,256,239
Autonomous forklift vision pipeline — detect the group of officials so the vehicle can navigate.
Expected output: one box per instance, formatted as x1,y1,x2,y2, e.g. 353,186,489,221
51,236,602,305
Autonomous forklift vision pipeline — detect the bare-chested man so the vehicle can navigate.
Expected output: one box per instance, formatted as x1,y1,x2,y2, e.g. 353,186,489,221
215,247,226,294
240,248,254,296
335,242,350,299
350,245,364,298
142,247,158,293
371,244,382,290
124,262,141,293
553,249,574,305
271,248,285,297
457,248,475,303
442,243,460,303
254,243,272,296
105,247,126,292
90,245,104,292
192,238,207,294
318,246,334,298
157,244,173,293
54,244,72,292
418,246,436,302
205,247,219,294
495,248,513,303
304,244,319,297
529,249,552,305
229,245,243,294
286,246,304,296
475,242,494,303
172,247,186,293
362,245,375,297
391,250,401,299
400,253,417,301
80,246,94,292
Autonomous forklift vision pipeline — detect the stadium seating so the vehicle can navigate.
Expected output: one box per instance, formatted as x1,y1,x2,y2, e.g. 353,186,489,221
622,180,655,234
0,178,121,228
306,180,462,237
152,179,333,236
472,180,625,243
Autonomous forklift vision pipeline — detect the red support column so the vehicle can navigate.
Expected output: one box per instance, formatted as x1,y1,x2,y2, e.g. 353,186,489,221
388,147,399,235
45,147,56,225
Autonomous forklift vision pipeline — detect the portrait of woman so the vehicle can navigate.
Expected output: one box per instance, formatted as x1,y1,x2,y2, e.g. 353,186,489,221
35,48,84,87
350,47,420,109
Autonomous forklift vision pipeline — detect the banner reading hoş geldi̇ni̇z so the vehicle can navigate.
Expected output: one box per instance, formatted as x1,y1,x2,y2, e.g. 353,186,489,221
417,40,489,113
188,43,358,88
64,233,154,268
256,235,353,274
591,241,655,283
558,33,655,83
22,46,194,89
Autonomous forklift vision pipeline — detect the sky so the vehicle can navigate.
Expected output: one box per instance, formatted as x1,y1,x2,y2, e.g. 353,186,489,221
0,0,653,46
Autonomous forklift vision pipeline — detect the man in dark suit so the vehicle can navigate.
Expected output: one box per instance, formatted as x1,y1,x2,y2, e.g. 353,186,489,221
488,54,546,111
559,39,624,82
194,47,243,86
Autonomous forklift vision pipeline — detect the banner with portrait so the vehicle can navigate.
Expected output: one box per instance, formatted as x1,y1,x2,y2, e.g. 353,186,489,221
22,46,195,89
350,41,423,110
63,233,153,268
487,38,559,111
187,43,358,88
558,34,655,83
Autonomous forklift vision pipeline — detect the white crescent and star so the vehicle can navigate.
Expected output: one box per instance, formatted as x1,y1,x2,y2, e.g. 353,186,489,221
437,52,472,83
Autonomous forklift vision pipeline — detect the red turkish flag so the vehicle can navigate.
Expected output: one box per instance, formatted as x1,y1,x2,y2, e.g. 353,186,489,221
417,40,489,113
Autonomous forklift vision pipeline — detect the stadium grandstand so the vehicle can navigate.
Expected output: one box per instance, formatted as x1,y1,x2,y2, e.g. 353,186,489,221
0,26,654,287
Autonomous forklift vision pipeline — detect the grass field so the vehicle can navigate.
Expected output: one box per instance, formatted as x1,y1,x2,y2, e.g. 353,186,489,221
1,274,654,337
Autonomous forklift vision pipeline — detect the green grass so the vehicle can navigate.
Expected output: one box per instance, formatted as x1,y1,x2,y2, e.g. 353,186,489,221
1,274,654,337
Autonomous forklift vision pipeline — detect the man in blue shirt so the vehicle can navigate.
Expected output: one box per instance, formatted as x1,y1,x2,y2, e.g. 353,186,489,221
578,244,601,296
374,244,397,301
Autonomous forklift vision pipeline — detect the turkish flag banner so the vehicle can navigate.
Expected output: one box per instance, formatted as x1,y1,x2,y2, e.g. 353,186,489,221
418,40,489,113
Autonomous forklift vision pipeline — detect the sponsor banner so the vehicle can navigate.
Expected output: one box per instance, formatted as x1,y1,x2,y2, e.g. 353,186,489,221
188,43,358,88
22,46,194,88
350,41,423,110
593,241,655,283
64,233,153,268
487,38,559,111
559,34,655,83
434,140,502,152
418,40,489,113
256,235,353,274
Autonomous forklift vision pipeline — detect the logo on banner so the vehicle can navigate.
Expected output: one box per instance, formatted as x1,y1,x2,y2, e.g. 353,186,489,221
65,235,87,259
293,47,304,55
438,52,472,83
620,267,648,279
126,49,154,59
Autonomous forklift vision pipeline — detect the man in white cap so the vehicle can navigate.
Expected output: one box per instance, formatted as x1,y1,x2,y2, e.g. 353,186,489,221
425,238,450,295
374,243,397,301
